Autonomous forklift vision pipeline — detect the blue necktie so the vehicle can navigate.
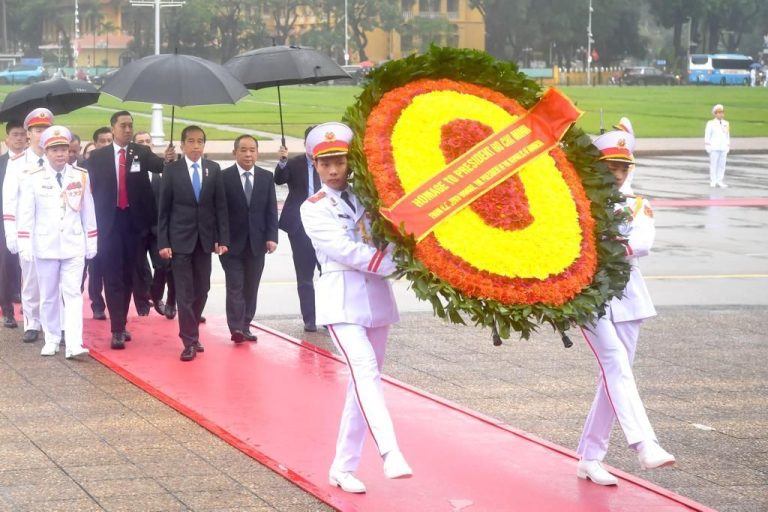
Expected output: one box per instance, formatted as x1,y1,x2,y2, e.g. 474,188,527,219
191,163,201,201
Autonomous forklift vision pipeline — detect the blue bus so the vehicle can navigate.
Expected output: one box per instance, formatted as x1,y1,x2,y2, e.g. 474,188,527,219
688,53,753,85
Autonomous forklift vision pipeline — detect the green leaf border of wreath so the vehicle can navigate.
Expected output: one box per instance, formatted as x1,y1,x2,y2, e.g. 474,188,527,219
343,45,631,341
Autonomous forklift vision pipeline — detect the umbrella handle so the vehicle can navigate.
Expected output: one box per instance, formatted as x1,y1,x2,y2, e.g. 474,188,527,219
170,105,175,145
277,84,285,147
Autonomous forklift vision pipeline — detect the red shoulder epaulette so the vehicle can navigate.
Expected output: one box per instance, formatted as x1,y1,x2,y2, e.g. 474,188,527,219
307,191,326,204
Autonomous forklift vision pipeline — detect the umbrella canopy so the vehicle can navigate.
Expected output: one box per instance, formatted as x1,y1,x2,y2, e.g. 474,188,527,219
224,45,349,144
224,45,349,89
0,78,99,122
100,53,248,107
100,53,249,142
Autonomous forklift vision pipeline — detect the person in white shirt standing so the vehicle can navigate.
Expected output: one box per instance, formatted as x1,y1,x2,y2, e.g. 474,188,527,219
575,130,675,486
704,104,730,188
300,122,412,494
2,108,54,344
17,126,97,359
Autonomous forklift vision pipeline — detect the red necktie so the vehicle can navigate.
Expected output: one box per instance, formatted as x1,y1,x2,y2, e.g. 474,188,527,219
118,148,128,209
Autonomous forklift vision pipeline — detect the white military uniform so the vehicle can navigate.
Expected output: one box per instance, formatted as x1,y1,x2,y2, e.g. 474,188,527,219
704,113,730,187
3,149,45,332
300,184,401,473
577,194,658,461
17,160,97,355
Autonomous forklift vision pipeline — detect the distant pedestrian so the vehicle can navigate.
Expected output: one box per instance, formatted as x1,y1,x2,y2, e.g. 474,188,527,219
704,104,730,188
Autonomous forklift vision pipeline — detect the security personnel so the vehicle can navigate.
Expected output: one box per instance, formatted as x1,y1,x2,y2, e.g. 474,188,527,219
3,108,54,343
612,116,636,195
17,126,97,359
300,122,412,494
575,130,675,486
704,103,730,188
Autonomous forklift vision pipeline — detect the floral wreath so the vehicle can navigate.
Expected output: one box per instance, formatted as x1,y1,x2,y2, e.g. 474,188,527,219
343,46,630,341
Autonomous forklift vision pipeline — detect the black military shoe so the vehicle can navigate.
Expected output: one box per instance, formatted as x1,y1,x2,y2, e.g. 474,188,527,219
180,345,196,361
3,315,17,328
110,332,126,350
22,329,39,343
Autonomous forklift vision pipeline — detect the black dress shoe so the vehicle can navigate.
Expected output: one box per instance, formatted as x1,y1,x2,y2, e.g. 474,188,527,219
193,341,204,353
137,308,150,317
123,330,132,342
180,345,196,361
199,315,206,324
110,332,126,350
153,300,166,316
304,323,318,332
243,330,258,342
3,315,17,328
93,310,107,320
231,330,245,343
22,329,39,343
165,305,176,320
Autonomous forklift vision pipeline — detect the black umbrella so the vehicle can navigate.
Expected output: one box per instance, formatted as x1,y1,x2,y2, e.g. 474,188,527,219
224,45,350,145
0,78,100,122
100,52,249,142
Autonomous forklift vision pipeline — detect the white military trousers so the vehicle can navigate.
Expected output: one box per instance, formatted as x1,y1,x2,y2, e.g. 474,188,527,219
577,317,657,461
328,323,399,472
36,257,85,349
20,257,40,331
709,150,728,185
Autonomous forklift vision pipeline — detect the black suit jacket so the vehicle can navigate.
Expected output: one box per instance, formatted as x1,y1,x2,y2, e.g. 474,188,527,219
86,142,165,251
274,154,318,235
221,164,278,257
157,158,229,254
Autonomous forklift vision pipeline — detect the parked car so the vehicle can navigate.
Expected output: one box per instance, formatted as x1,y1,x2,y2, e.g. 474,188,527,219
90,68,118,86
621,67,678,86
0,64,48,85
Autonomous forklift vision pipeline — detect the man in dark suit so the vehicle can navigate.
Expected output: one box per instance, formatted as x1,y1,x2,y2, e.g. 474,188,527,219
158,126,229,362
275,125,320,332
86,111,174,349
0,120,25,328
220,135,278,343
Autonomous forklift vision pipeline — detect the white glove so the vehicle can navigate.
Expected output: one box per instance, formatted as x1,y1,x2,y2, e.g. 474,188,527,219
19,250,33,263
6,238,17,254
86,251,97,260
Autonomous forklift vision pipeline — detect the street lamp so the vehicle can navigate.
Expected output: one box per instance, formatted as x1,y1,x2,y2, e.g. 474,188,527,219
344,0,349,65
586,0,594,86
130,0,185,146
74,0,80,69
685,16,692,78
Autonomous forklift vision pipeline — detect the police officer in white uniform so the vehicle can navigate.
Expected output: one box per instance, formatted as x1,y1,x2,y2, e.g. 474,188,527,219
575,130,675,486
300,122,412,494
612,116,635,195
3,108,54,343
17,126,97,359
704,104,730,188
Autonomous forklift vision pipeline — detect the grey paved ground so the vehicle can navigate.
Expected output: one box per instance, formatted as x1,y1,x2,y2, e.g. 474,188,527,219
0,147,765,511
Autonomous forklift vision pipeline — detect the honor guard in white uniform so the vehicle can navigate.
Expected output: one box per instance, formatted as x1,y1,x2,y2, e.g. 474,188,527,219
3,108,54,343
300,122,412,494
17,126,97,359
704,103,730,188
612,116,636,196
575,130,675,486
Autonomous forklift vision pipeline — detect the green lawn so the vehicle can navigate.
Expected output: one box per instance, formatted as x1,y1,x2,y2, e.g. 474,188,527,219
1,83,766,140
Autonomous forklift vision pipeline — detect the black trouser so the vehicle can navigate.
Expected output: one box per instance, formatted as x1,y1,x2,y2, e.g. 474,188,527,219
148,232,175,306
132,229,153,312
220,243,265,334
87,257,105,313
0,247,18,316
171,240,211,348
100,209,139,334
287,227,318,326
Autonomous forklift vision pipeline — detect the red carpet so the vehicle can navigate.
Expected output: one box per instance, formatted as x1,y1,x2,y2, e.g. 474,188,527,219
83,313,713,511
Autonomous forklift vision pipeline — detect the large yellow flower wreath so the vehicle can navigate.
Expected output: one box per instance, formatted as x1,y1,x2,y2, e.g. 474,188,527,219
344,47,630,341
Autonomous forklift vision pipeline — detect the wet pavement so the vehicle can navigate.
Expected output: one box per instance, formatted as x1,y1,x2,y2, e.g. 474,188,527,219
0,150,765,511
